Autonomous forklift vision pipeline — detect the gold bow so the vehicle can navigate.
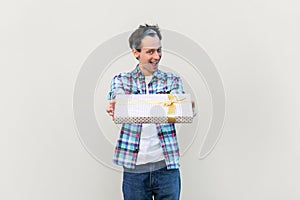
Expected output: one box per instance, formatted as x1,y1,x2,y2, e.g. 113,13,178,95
163,94,185,123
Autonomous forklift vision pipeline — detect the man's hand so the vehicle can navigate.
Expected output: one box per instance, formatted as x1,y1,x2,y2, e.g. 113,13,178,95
192,100,197,117
106,100,116,121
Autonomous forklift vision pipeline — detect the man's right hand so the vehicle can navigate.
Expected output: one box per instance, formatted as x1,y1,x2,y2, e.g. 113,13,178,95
106,100,116,121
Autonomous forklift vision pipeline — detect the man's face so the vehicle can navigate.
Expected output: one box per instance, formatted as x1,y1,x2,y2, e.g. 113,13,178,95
133,35,162,76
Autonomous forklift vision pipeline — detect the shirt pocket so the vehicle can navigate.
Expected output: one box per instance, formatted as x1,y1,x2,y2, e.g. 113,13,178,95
123,84,140,94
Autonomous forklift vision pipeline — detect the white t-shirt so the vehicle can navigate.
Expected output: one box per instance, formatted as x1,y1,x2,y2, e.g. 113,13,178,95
136,75,164,165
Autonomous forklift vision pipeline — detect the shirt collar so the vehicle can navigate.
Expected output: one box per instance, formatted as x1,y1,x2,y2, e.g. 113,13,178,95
131,65,164,79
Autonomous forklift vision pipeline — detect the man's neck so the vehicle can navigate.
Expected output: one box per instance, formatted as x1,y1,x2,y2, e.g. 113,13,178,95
138,65,154,76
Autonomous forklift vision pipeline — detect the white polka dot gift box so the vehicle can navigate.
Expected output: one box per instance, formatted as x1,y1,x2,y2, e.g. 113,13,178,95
114,94,194,124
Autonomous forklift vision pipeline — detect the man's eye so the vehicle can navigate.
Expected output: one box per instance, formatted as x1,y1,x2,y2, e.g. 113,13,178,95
147,50,154,54
157,48,161,53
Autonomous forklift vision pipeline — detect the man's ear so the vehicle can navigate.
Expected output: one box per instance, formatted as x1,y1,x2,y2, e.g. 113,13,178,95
132,48,140,60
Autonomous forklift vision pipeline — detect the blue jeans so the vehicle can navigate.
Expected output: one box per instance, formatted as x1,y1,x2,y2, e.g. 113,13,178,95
122,161,181,200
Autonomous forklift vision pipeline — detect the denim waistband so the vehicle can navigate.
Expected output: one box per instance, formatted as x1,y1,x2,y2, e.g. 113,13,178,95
123,160,166,173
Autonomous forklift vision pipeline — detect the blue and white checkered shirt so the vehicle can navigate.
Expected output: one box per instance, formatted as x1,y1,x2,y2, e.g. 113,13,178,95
107,66,185,169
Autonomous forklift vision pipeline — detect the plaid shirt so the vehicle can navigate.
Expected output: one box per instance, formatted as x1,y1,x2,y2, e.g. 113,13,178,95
107,66,185,169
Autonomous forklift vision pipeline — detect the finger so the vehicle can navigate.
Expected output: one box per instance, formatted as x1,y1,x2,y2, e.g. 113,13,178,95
191,100,195,108
106,107,112,113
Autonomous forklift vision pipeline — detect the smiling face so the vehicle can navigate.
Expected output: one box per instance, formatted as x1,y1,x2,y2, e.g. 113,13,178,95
132,35,162,76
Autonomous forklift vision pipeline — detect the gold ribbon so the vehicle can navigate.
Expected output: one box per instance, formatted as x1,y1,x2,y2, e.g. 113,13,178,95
164,94,179,123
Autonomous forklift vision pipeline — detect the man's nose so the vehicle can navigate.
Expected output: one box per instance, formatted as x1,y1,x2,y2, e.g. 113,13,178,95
153,50,161,59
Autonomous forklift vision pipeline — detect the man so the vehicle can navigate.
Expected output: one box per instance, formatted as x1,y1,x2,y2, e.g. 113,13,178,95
106,24,193,200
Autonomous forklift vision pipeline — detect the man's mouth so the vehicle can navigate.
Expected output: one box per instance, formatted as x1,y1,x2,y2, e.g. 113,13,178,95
149,61,159,66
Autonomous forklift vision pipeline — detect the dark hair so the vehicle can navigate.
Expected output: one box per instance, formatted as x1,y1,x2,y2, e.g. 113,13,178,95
129,24,162,51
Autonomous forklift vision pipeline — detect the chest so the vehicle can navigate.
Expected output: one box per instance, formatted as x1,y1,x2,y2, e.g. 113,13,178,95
123,76,172,94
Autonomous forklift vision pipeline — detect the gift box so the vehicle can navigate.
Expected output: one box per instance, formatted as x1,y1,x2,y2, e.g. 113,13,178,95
114,94,193,124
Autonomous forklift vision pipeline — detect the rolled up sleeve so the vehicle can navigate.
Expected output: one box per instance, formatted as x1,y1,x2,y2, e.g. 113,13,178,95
107,74,125,100
170,76,185,94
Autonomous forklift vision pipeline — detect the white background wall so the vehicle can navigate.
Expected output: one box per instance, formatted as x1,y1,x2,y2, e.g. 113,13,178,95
1,0,300,199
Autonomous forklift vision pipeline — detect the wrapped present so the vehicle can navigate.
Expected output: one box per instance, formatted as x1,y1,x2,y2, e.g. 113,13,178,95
114,94,193,124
